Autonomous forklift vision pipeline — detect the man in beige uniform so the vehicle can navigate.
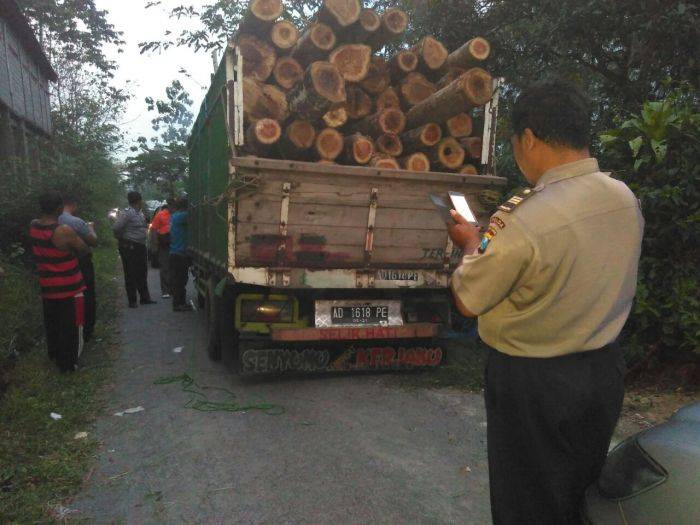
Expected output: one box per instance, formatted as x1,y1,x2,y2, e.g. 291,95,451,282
448,80,644,524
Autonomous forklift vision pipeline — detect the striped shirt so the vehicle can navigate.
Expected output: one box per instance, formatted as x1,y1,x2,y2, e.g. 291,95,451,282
29,221,86,299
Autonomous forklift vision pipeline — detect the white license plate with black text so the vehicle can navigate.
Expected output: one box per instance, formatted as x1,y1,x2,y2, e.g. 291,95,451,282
315,300,403,328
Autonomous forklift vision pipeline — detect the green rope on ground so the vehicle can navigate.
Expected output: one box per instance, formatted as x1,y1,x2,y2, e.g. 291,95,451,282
154,374,285,415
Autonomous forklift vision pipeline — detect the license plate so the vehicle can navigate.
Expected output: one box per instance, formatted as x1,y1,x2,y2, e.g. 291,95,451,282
376,270,419,281
315,300,403,328
331,305,389,325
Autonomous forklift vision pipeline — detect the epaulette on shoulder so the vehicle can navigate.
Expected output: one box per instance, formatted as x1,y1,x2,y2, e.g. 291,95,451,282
498,187,536,213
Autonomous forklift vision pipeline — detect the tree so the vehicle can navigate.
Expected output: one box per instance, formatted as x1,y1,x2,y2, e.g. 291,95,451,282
125,81,194,197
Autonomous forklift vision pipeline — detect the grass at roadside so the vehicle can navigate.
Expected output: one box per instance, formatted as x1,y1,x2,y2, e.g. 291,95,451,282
0,241,121,523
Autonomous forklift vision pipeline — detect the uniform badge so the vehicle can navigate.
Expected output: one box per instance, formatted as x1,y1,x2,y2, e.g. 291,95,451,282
478,226,498,254
498,187,536,213
490,216,506,230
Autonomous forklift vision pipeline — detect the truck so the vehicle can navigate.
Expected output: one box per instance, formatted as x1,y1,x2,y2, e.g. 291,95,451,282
187,42,506,375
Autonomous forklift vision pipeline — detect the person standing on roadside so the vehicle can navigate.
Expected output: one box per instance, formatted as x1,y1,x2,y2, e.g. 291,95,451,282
112,191,156,308
29,191,89,371
150,198,174,299
169,198,192,312
59,195,98,342
448,80,644,524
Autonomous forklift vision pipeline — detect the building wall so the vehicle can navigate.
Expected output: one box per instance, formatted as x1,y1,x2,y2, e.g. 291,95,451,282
0,15,52,135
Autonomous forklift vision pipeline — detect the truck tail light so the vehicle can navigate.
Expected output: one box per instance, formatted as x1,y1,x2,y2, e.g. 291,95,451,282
596,437,667,500
240,298,294,323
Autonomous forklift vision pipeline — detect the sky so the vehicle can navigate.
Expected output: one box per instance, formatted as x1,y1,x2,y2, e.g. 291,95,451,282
94,0,216,158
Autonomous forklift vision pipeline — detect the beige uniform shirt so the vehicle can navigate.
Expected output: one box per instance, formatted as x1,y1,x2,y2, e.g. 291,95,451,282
451,158,644,357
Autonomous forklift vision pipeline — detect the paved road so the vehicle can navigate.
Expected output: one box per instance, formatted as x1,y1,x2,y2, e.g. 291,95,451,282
73,269,491,524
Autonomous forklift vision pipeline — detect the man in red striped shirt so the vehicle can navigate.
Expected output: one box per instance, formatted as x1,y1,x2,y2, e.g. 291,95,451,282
30,192,90,372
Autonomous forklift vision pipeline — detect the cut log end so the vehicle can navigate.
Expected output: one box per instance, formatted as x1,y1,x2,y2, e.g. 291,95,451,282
361,56,390,94
238,34,277,82
323,104,349,128
249,0,283,22
400,72,436,107
273,57,304,90
329,44,372,82
286,120,316,150
315,127,344,160
270,21,299,51
311,23,337,51
382,8,408,37
358,8,381,33
320,0,362,29
400,152,430,172
370,154,400,169
247,118,282,150
344,133,375,165
434,137,465,169
459,68,493,106
381,108,406,135
310,61,347,104
446,113,473,138
415,36,448,71
376,133,403,157
459,164,478,174
469,37,491,61
376,87,401,111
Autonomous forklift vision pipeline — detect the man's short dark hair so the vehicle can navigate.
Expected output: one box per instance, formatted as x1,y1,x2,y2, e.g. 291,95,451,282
175,197,188,211
166,198,175,208
127,191,142,206
512,79,591,150
39,191,63,215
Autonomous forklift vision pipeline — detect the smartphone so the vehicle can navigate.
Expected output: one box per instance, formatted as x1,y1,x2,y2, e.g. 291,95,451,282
429,193,455,224
448,191,479,226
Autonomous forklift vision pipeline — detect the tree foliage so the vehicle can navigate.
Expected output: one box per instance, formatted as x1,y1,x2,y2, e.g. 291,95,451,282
125,81,194,197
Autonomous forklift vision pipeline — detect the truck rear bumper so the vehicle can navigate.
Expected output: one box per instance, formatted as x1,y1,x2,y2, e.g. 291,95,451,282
270,323,439,342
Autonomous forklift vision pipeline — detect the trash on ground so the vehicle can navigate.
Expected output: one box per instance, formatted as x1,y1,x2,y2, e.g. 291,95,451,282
74,431,88,440
113,406,145,416
172,346,183,353
48,504,79,520
459,465,472,475
50,412,62,420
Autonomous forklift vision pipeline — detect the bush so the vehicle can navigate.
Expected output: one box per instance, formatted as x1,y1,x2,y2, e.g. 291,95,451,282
599,86,700,363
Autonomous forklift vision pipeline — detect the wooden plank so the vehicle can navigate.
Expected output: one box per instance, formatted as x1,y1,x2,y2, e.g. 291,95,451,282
230,156,507,185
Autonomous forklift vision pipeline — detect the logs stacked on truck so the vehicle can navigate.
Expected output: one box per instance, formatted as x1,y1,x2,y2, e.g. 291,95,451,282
236,0,492,173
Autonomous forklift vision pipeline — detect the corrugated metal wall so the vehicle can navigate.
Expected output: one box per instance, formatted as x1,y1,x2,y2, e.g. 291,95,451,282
0,16,51,134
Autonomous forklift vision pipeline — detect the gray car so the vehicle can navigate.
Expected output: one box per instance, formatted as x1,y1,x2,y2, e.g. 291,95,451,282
584,401,700,524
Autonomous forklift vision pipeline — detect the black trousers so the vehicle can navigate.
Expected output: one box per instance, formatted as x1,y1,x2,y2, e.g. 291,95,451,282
169,253,190,308
485,343,625,525
118,240,151,305
78,254,96,340
158,247,171,295
43,294,84,372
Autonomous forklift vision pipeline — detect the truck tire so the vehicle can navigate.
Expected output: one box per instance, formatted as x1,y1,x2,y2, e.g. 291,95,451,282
205,278,222,362
219,286,241,372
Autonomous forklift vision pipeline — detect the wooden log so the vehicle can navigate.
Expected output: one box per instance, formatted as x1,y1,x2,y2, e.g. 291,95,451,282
445,112,473,138
375,133,403,157
411,36,449,74
399,72,436,108
405,67,492,129
242,78,288,122
245,118,282,155
342,8,381,43
429,137,465,170
459,164,478,174
460,136,483,160
317,159,337,165
369,154,400,169
342,133,374,165
444,37,491,70
436,67,466,90
366,8,408,49
278,120,316,159
328,44,372,82
238,34,277,82
376,87,401,111
315,127,344,160
290,23,336,67
389,50,418,82
399,152,430,172
272,56,304,90
360,56,390,95
239,0,283,35
316,0,362,31
349,108,406,137
322,104,349,128
270,20,299,52
400,123,442,150
345,85,373,119
287,61,346,122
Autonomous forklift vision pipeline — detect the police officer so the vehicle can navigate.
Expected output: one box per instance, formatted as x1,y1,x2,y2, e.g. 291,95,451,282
448,80,644,524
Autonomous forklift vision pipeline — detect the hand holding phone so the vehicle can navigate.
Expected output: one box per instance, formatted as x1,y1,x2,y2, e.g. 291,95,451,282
448,192,479,226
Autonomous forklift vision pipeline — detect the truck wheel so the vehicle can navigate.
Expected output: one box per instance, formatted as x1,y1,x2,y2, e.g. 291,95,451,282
219,286,240,372
205,279,222,362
